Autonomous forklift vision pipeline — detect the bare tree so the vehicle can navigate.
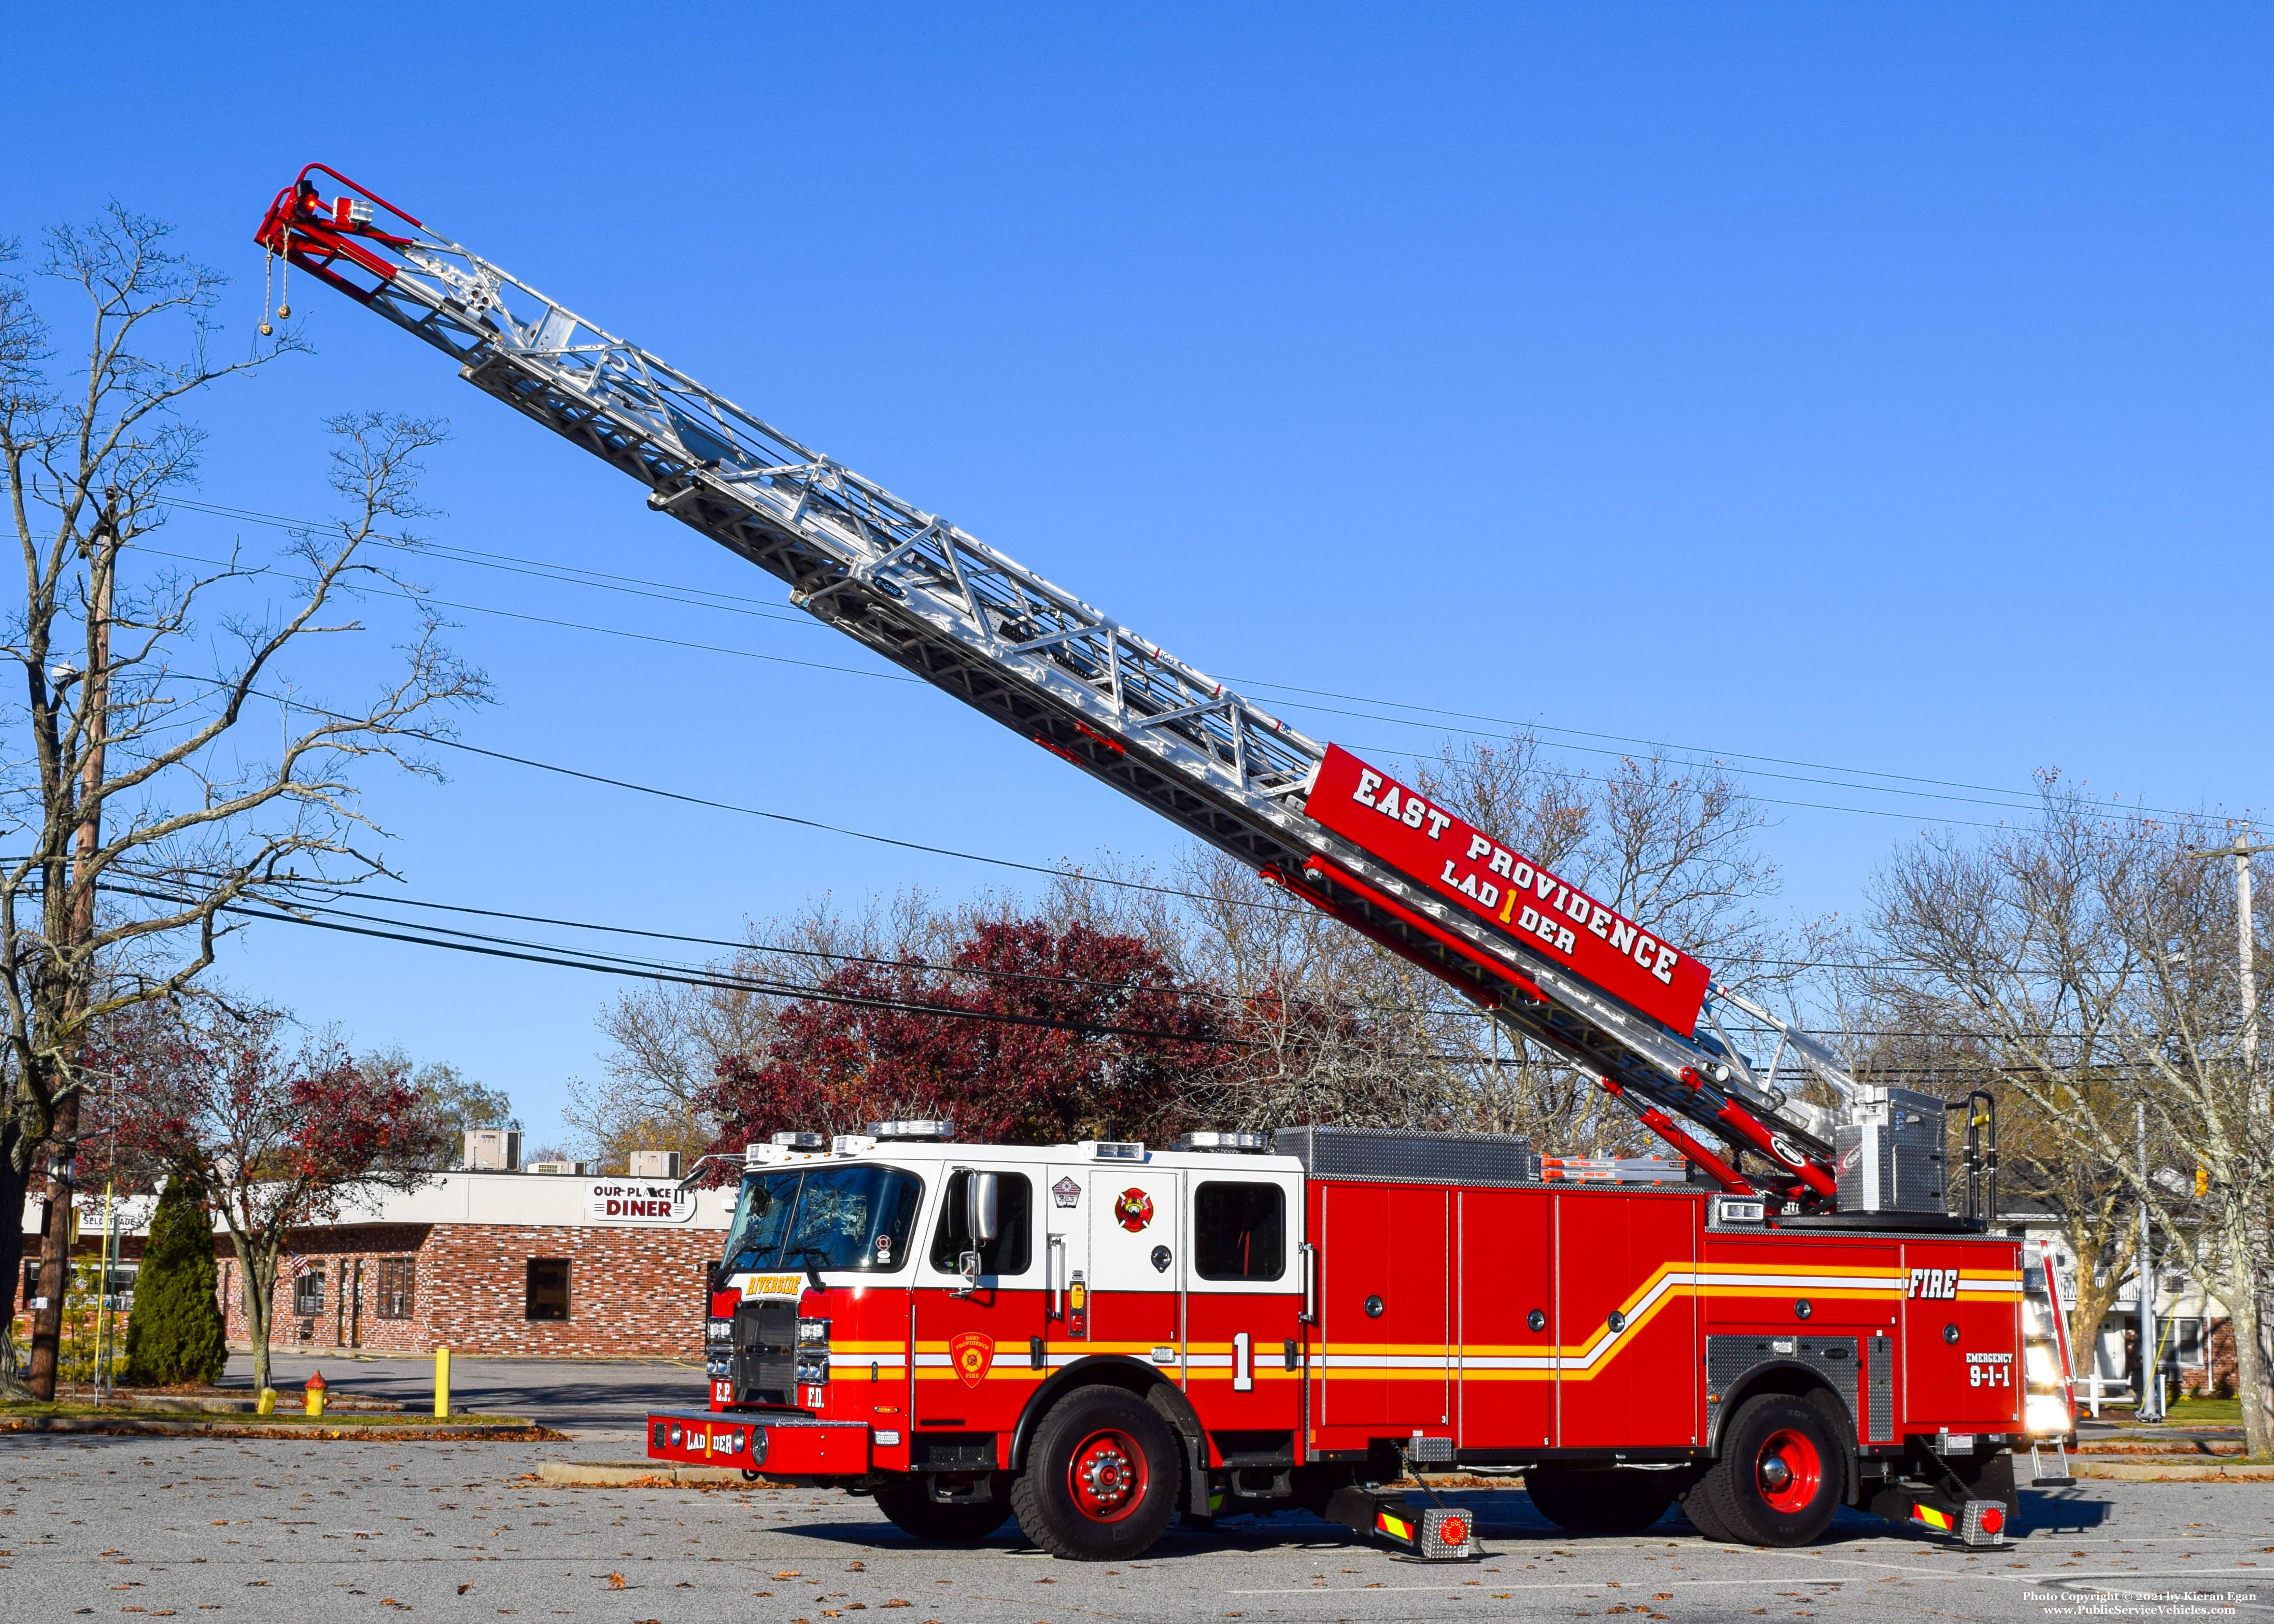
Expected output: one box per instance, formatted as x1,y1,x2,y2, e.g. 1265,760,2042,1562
0,209,487,1397
1417,739,1795,1153
1868,781,2274,1454
576,894,937,1168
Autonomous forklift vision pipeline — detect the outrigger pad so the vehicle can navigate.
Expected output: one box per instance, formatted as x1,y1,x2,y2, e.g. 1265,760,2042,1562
1872,1484,2007,1548
1323,1486,1478,1560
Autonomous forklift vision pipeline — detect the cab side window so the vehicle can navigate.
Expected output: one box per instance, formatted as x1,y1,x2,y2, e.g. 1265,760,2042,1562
929,1170,1033,1277
1195,1182,1286,1281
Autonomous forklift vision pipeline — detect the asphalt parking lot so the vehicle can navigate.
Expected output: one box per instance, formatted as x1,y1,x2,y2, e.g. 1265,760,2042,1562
3,1423,2268,1624
211,1350,699,1442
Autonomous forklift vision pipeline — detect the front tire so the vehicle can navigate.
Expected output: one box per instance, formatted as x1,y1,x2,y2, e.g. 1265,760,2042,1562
1009,1386,1180,1560
1524,1465,1679,1534
1689,1393,1842,1547
873,1479,1011,1543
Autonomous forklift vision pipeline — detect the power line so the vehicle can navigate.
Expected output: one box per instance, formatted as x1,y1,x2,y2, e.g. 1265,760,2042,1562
68,860,2197,1052
134,537,2104,836
98,878,1252,1052
162,494,2250,831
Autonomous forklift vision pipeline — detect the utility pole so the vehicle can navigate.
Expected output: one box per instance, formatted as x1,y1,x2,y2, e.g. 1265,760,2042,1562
2184,834,2272,1115
2138,1099,2160,1422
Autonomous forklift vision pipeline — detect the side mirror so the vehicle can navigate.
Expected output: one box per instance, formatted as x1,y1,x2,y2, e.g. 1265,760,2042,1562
966,1171,1000,1247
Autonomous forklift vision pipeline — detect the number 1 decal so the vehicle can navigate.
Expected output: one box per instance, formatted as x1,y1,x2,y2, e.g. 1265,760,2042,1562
1233,1331,1253,1393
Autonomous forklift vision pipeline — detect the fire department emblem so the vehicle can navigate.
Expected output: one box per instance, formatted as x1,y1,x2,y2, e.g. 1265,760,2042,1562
1052,1176,1081,1208
949,1331,994,1389
1113,1188,1154,1232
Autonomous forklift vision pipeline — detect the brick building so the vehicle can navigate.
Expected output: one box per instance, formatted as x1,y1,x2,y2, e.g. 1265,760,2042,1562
17,1170,735,1361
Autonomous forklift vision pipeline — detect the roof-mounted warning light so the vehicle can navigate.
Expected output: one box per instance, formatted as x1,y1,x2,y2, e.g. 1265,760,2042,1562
1174,1131,1270,1154
868,1120,954,1142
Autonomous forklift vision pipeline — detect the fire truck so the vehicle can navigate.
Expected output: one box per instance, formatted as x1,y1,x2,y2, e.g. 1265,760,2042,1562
256,168,2078,1560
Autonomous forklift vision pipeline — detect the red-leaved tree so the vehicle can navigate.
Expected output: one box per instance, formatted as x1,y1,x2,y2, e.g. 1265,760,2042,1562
699,919,1227,1153
88,1002,446,1392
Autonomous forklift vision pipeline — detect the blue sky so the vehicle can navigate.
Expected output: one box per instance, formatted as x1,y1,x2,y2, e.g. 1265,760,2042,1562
9,6,2271,1146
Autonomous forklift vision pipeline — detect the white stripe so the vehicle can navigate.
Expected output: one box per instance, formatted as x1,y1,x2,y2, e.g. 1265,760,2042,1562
1693,1272,1906,1291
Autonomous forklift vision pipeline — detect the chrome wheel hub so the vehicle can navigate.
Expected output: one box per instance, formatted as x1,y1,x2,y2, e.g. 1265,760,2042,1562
1081,1448,1133,1504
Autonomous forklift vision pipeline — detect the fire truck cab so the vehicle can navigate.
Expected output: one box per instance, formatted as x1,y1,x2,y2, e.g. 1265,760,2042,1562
647,1122,2042,1559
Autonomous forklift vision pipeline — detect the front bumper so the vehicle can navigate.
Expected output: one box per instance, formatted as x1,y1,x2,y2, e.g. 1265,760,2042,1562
646,1409,871,1477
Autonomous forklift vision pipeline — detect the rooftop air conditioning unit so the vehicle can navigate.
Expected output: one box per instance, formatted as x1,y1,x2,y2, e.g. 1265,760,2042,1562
627,1150,682,1179
527,1160,581,1176
464,1128,521,1171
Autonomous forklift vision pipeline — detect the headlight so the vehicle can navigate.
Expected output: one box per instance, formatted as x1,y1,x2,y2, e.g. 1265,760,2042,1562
668,1424,683,1447
796,1317,831,1385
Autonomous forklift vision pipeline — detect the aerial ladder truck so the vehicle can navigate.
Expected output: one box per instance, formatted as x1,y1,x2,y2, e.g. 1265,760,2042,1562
256,168,2076,1560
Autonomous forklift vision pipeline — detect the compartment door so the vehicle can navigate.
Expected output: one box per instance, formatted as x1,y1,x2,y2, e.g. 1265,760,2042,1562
1900,1241,2024,1433
1315,1183,1449,1433
1554,1191,1699,1448
1456,1187,1555,1449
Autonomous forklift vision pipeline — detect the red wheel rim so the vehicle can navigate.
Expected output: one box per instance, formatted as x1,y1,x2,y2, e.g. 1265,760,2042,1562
1067,1427,1150,1523
1754,1427,1823,1514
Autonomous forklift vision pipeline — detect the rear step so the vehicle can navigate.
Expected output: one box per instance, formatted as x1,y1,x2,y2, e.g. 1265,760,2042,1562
2028,1441,2075,1488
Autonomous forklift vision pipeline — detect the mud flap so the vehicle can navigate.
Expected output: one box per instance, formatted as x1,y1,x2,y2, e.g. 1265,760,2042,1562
1142,1383,1213,1519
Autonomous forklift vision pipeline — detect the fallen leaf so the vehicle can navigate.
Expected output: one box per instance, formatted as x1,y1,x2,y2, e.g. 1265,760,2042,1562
776,1571,803,1579
607,1571,627,1590
1656,1595,1675,1602
458,1585,474,1596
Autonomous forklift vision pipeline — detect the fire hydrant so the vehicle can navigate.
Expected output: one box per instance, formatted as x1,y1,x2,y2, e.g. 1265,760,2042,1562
304,1369,328,1417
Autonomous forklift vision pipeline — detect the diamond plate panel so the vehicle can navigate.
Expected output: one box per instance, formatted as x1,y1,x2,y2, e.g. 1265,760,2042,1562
1867,1333,1897,1444
1274,1126,1537,1187
1704,1333,1860,1447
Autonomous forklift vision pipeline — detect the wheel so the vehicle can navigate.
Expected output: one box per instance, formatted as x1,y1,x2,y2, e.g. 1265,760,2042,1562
1009,1386,1181,1560
1523,1465,1679,1534
873,1478,1012,1543
1689,1393,1843,1547
1678,1478,1734,1541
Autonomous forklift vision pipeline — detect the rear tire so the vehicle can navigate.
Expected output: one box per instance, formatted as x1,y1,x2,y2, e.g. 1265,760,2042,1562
873,1479,1011,1543
1689,1393,1842,1547
1009,1386,1181,1560
1523,1465,1678,1534
1678,1478,1734,1541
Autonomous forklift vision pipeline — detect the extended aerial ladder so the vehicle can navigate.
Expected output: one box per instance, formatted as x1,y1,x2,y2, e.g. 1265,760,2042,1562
255,166,1894,1214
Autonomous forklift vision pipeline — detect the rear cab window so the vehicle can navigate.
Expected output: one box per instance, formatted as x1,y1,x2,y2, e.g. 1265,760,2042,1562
1194,1181,1287,1281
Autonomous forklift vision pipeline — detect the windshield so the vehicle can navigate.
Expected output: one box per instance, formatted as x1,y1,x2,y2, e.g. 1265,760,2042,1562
722,1172,801,1275
722,1165,924,1275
